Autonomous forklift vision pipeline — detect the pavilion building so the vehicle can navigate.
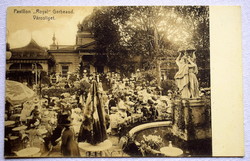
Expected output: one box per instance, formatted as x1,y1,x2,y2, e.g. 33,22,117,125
6,39,55,86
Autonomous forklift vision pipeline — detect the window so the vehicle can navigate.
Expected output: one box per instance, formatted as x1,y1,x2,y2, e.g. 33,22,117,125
61,65,69,77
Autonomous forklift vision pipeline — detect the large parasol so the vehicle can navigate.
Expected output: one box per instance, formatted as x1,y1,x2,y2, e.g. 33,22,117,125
78,80,107,145
5,80,36,105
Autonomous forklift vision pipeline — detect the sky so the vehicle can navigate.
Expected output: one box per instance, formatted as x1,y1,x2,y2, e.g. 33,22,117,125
7,6,94,48
6,6,197,49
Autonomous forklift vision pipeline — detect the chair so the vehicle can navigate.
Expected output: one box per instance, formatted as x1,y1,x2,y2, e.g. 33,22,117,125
21,136,29,149
110,136,128,157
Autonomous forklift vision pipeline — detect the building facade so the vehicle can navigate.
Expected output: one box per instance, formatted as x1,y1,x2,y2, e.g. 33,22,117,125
48,22,109,78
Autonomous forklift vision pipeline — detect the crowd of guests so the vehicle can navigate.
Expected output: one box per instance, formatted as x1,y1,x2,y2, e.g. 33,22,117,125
5,92,83,157
103,72,174,135
6,70,210,157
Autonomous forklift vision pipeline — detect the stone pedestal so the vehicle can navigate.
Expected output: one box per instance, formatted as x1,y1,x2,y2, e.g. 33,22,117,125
171,97,212,155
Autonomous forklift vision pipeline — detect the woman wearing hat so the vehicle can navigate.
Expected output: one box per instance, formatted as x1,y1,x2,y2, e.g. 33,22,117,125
61,120,80,157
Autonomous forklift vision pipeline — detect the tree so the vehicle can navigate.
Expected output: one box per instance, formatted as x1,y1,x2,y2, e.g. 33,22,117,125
84,6,210,83
175,6,209,50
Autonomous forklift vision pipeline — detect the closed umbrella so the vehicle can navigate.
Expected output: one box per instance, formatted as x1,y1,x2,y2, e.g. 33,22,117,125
6,80,35,105
78,80,107,145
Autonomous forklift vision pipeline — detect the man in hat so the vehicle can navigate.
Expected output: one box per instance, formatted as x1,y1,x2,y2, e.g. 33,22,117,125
61,120,80,157
30,105,39,118
49,99,56,107
148,99,158,121
51,111,70,146
141,102,149,121
108,95,117,112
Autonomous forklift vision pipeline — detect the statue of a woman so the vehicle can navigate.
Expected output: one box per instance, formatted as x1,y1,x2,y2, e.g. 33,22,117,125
174,51,199,98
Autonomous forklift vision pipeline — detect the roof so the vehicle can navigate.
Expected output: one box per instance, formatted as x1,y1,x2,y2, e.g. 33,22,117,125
48,45,78,53
10,38,51,60
11,38,47,52
77,41,96,50
77,32,94,38
48,41,96,53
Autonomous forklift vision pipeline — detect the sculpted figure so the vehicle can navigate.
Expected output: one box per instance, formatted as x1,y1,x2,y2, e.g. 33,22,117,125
174,51,199,98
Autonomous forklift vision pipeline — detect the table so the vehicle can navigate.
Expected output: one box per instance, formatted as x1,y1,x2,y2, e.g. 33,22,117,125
12,125,27,131
5,121,15,126
12,114,21,117
78,140,112,157
14,147,40,157
160,146,183,156
9,136,19,140
26,116,33,119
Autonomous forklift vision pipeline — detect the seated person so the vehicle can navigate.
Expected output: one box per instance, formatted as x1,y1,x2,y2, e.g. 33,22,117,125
30,105,39,117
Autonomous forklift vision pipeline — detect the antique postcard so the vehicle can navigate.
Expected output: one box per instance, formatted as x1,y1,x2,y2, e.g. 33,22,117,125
4,6,243,158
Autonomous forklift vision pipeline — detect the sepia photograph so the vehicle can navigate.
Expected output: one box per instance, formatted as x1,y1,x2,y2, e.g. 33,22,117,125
5,6,212,158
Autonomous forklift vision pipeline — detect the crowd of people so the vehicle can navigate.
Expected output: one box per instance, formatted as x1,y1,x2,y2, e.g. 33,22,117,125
5,70,176,157
5,59,210,157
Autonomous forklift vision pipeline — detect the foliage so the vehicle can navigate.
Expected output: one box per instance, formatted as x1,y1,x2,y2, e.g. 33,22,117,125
161,79,177,95
83,6,209,74
175,6,209,50
41,87,79,97
140,134,163,152
139,69,158,84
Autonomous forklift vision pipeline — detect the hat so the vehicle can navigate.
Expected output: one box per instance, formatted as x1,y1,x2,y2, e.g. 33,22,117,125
167,90,173,93
43,111,49,116
60,119,72,126
111,107,118,112
53,106,60,110
33,98,39,103
152,96,157,101
148,99,154,105
13,104,21,108
118,106,127,110
74,108,81,113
